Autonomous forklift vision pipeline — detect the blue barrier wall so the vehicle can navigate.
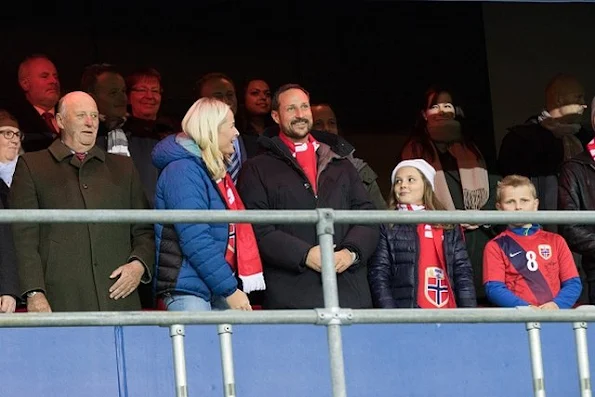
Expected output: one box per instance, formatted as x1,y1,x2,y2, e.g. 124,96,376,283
0,322,592,396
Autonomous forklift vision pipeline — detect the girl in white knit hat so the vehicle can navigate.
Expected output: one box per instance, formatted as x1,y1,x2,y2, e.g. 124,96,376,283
368,159,477,308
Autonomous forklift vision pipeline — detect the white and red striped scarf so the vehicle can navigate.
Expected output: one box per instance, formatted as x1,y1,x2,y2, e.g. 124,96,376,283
215,173,266,294
587,139,595,162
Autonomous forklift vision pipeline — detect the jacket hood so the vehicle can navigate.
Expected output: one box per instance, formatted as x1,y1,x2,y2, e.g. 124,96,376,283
152,132,203,171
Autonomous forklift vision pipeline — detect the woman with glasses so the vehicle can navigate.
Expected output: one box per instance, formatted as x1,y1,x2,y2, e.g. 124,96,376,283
0,110,23,207
0,109,21,313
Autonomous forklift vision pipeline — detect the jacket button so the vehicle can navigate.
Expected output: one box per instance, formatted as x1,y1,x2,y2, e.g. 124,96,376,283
82,183,88,189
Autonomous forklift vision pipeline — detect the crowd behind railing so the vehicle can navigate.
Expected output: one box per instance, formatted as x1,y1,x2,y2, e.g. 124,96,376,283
0,54,593,316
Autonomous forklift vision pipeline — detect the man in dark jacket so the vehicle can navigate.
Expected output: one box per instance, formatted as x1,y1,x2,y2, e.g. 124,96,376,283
498,74,591,216
558,96,595,304
237,84,379,309
3,54,61,152
9,91,154,312
311,103,386,210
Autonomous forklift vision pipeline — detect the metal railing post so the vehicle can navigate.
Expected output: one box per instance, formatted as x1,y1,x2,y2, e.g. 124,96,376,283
169,324,188,397
218,324,237,397
317,208,348,397
526,321,546,397
574,306,593,397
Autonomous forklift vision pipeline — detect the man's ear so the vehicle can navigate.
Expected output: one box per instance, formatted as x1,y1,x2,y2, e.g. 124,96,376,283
495,202,502,211
19,77,30,92
271,110,280,125
55,113,65,130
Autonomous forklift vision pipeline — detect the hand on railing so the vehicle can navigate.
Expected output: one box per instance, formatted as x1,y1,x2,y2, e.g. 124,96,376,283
226,289,252,311
0,295,16,313
538,302,559,310
27,293,52,312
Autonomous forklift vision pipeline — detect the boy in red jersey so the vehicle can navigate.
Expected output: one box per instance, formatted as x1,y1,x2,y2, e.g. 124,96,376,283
483,175,581,308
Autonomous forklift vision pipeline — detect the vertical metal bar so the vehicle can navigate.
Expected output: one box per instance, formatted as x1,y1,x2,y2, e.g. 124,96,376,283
318,209,340,308
169,324,188,397
573,305,593,397
317,208,348,397
113,326,129,397
526,322,546,397
218,324,236,397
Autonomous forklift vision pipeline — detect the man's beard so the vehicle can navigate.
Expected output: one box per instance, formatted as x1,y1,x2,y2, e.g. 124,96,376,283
281,117,312,140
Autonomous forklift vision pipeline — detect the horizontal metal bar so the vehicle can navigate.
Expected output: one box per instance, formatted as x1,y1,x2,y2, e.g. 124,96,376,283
1,209,595,225
350,308,595,324
1,308,595,328
0,311,319,328
0,209,320,224
333,210,595,225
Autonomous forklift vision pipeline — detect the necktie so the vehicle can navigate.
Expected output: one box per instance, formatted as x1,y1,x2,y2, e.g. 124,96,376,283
41,112,58,136
228,139,241,184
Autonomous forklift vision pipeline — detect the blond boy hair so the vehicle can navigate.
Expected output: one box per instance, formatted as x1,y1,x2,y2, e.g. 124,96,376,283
496,175,537,203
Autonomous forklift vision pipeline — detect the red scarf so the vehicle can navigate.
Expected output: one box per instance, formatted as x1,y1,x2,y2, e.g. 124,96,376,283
397,204,456,308
416,224,456,308
588,139,595,162
215,173,266,293
278,133,319,194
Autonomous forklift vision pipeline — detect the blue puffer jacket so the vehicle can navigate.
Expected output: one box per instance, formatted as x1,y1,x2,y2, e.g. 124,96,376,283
368,223,476,308
152,133,237,301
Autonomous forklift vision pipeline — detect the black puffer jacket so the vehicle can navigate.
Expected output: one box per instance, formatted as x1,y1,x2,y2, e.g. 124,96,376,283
368,223,477,308
559,151,595,277
237,135,379,309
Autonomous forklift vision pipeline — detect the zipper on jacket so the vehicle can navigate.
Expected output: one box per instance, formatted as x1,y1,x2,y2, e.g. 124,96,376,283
272,144,319,200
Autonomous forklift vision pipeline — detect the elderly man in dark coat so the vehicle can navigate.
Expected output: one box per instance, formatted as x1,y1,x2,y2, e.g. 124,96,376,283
9,91,154,312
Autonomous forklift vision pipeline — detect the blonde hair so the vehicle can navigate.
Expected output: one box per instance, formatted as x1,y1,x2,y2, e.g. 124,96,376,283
388,168,453,229
182,97,230,180
496,174,537,203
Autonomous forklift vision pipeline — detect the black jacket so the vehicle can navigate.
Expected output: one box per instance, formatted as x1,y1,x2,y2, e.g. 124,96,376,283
237,135,379,309
368,223,477,308
558,151,595,278
498,121,591,178
0,197,19,297
3,96,56,153
96,120,162,208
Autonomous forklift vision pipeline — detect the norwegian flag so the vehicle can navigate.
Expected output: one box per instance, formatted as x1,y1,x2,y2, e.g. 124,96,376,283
424,267,449,308
538,244,551,260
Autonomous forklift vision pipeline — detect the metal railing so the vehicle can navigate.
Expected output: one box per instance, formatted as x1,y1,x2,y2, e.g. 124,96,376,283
0,209,594,397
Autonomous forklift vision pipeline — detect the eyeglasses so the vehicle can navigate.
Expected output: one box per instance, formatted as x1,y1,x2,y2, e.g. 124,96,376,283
0,130,24,141
130,88,162,96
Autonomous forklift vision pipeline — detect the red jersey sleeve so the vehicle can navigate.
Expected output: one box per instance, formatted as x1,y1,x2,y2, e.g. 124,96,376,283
483,239,506,284
556,234,579,282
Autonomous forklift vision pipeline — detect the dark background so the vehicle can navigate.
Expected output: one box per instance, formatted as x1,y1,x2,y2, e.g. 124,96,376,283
0,0,497,175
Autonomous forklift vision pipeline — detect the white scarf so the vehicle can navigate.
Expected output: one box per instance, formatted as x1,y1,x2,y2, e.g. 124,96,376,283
397,204,425,211
0,157,18,187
